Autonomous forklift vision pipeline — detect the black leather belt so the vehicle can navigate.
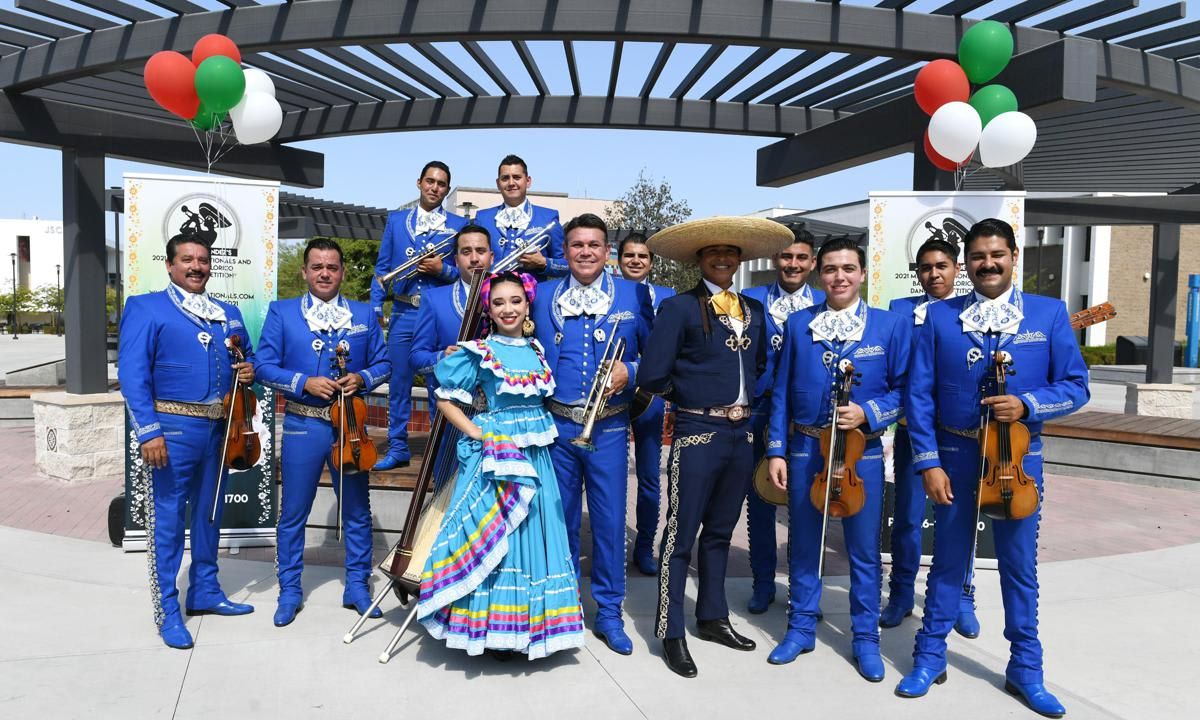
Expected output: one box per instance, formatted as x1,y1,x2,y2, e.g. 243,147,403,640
677,405,751,422
792,422,885,441
154,399,223,420
547,399,629,424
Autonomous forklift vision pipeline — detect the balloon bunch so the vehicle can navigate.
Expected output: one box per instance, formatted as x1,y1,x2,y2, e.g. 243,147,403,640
913,21,1037,174
144,35,284,168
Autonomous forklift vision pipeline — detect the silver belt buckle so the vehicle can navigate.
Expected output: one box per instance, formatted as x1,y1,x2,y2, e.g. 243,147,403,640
205,403,224,420
726,406,747,422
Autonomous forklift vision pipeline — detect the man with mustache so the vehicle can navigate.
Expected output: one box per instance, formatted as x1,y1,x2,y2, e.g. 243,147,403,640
765,237,910,682
616,232,675,576
372,161,467,472
256,238,391,628
638,217,786,678
119,231,257,649
881,238,980,636
895,219,1088,718
473,154,567,279
740,228,824,615
530,213,654,656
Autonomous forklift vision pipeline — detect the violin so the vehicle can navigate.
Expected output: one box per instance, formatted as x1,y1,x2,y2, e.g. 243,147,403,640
221,335,261,471
810,360,867,519
329,345,378,474
977,351,1039,521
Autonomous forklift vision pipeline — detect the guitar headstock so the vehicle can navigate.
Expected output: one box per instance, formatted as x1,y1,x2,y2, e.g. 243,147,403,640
1069,301,1117,331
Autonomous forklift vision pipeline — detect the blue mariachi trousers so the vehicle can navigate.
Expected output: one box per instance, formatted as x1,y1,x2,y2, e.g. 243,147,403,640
630,395,666,558
889,426,975,611
385,305,418,460
147,414,228,626
550,413,630,628
745,408,778,594
913,433,1045,684
785,433,884,656
655,414,753,639
276,413,374,604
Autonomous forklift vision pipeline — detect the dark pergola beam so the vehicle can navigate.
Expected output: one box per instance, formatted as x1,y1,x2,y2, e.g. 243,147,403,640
320,46,434,100
367,44,461,99
1077,3,1185,42
989,0,1070,24
72,0,160,24
514,40,550,96
564,40,581,96
731,52,825,104
670,44,724,99
771,55,872,106
1035,0,1136,32
61,144,108,394
0,7,77,40
0,92,323,186
701,47,774,101
607,41,622,99
757,38,1098,186
795,58,910,108
1148,223,1180,384
463,41,518,96
410,43,483,97
16,0,120,31
639,42,673,97
1119,20,1200,51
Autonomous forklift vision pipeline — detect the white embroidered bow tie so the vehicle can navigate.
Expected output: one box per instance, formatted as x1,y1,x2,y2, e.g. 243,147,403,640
414,210,446,235
558,284,611,317
305,298,353,333
179,290,226,322
810,308,865,343
960,298,1023,334
496,205,530,232
913,297,942,326
769,291,812,326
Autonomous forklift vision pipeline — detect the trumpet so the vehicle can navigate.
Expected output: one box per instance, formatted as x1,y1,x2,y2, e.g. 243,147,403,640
491,220,559,274
377,237,453,288
570,319,625,452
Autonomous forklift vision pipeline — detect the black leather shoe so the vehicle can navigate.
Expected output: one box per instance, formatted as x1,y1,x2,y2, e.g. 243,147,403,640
662,638,697,678
697,618,756,651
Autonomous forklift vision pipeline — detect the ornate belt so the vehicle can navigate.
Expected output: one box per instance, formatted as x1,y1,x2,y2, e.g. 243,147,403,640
547,399,629,424
677,405,750,422
395,293,421,308
792,422,885,441
937,423,978,439
286,402,332,421
154,399,224,420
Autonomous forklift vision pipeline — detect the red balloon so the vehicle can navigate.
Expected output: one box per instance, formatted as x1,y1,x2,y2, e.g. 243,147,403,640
924,129,970,171
144,51,200,119
914,59,970,116
192,34,241,67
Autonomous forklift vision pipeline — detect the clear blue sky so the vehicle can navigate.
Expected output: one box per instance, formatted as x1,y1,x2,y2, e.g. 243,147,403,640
0,0,1192,222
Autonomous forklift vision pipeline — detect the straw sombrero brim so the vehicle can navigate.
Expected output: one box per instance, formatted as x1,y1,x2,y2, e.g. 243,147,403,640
647,216,795,264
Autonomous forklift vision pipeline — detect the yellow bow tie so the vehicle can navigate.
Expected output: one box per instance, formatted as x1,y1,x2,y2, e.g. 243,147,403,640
710,290,744,321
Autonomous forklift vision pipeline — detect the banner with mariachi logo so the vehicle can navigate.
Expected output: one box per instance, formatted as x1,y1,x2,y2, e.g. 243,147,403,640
121,172,279,550
869,191,1025,569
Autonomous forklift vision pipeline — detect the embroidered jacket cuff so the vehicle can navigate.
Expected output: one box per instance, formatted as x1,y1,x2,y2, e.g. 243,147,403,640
911,451,941,473
864,398,900,432
1019,392,1073,422
765,438,786,459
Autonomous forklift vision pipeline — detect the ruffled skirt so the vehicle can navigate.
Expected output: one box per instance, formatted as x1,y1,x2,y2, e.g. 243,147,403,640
417,417,585,659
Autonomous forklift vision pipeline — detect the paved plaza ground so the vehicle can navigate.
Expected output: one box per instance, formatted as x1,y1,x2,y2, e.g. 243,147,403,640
1,336,1197,719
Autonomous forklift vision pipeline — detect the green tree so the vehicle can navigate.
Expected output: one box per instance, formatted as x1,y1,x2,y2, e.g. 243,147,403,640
604,170,698,291
32,284,64,313
276,237,381,302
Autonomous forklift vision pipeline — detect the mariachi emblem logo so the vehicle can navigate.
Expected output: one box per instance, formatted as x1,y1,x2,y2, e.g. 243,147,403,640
771,333,783,351
162,194,240,251
906,209,974,271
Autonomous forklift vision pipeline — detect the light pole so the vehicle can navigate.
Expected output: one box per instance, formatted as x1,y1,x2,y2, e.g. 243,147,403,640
10,252,17,340
458,201,476,221
55,263,62,336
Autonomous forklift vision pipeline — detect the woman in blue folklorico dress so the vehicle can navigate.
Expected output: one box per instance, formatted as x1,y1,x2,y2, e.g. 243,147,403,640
416,271,586,659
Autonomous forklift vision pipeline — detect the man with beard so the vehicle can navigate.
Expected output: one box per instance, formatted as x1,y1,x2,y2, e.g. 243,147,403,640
119,230,257,649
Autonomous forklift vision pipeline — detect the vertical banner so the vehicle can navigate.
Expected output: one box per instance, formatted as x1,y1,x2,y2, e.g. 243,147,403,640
121,173,279,550
869,191,1025,569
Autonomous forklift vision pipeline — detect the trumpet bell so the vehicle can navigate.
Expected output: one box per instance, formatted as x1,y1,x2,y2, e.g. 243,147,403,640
568,437,597,452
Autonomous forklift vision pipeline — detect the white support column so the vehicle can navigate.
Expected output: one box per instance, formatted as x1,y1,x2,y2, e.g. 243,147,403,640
1085,225,1111,346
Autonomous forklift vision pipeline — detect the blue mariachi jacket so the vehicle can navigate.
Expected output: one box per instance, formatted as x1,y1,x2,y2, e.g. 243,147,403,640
254,295,390,407
766,302,910,458
906,290,1090,473
370,207,467,317
473,201,566,277
742,282,826,402
644,281,676,313
119,287,254,444
409,281,474,394
636,284,768,409
531,273,654,407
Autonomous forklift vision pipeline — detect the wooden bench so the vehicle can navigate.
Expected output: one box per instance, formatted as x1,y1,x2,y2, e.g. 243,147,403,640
1042,411,1200,489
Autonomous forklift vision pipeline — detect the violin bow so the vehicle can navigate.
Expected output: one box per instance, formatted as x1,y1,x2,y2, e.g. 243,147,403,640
210,338,241,525
816,373,839,580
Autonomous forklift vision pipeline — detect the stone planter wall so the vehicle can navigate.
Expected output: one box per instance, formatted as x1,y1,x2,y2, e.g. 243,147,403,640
33,391,125,481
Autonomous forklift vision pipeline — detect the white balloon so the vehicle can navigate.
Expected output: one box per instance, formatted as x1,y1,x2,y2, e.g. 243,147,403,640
979,111,1037,168
242,67,276,97
230,91,282,145
927,101,982,163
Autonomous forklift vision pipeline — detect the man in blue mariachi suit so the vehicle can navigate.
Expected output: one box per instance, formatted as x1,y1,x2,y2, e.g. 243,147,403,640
530,213,653,656
882,238,980,637
740,228,824,614
409,224,494,483
119,231,257,650
765,237,910,683
637,216,787,679
371,161,467,472
896,219,1087,719
616,232,675,576
473,154,567,278
256,238,391,628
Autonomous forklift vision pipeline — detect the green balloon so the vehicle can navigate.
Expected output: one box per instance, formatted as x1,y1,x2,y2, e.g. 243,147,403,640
958,20,1014,84
190,103,226,131
194,55,246,113
969,84,1018,128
